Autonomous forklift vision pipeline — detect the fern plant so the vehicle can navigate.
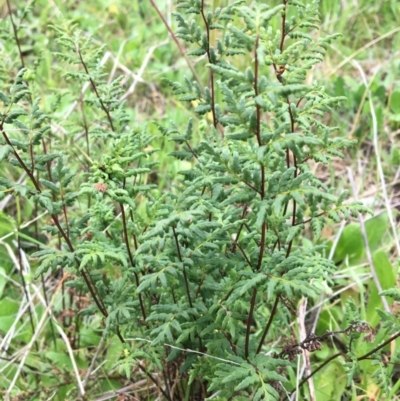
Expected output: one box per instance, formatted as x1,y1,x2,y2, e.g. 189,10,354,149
126,0,371,399
1,0,398,400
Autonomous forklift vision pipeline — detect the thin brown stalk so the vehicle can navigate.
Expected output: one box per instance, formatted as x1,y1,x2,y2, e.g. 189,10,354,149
245,34,268,359
257,295,280,353
76,48,115,132
245,289,257,359
6,0,24,68
149,0,202,86
200,0,218,129
120,202,147,320
172,227,193,308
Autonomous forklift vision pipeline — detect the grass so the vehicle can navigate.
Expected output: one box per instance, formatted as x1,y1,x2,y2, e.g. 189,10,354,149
0,0,399,400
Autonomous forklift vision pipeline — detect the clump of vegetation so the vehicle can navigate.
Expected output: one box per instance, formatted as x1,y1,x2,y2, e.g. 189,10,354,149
1,0,399,400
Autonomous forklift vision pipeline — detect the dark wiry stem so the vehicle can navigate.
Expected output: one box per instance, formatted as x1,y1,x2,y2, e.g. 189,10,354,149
149,0,202,86
294,352,343,394
172,227,193,308
76,48,115,132
236,242,252,267
279,0,288,53
245,35,267,359
200,0,218,129
6,0,24,68
136,361,172,401
245,289,257,359
358,332,400,361
254,36,262,148
120,201,147,321
257,296,280,353
293,210,329,226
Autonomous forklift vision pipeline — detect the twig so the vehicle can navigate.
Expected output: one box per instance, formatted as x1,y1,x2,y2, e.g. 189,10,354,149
298,298,315,401
350,59,400,257
5,0,24,68
126,337,241,366
293,352,343,395
347,167,390,312
245,289,257,359
121,202,147,321
257,296,280,354
149,0,202,85
54,322,85,396
76,47,115,132
82,336,105,388
172,227,192,308
357,332,400,361
5,273,69,400
200,0,217,128
120,41,168,101
328,27,400,77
